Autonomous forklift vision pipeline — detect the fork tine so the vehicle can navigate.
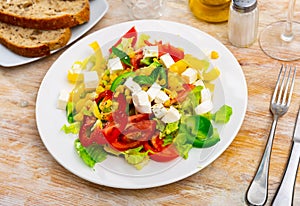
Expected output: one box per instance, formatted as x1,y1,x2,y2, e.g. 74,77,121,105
271,64,283,104
286,66,296,106
276,65,287,104
282,65,292,105
272,65,297,106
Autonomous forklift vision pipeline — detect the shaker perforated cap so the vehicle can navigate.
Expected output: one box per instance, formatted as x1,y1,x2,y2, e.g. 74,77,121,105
233,0,257,13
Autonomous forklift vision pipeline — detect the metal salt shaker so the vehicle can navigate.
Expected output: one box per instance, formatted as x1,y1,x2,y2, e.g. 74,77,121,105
228,0,259,47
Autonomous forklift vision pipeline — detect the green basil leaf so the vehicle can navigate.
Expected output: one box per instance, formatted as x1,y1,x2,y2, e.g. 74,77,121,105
112,46,131,66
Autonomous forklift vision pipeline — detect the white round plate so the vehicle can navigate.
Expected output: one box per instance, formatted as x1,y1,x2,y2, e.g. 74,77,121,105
36,20,247,189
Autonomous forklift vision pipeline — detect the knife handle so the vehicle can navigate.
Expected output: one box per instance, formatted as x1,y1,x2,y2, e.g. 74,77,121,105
272,141,300,206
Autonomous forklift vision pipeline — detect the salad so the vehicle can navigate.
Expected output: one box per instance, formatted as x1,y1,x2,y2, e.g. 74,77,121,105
58,26,232,170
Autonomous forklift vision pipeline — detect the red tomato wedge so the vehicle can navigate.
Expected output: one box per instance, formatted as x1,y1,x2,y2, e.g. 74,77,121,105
143,132,179,162
150,144,179,162
79,115,97,147
110,120,156,151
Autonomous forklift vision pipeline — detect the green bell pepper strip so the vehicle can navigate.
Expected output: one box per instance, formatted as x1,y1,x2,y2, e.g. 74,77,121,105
110,71,135,92
112,46,131,67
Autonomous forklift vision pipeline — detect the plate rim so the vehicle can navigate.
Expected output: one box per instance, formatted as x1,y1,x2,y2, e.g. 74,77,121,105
36,19,248,189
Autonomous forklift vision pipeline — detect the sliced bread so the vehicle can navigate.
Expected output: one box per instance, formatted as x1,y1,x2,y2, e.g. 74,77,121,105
0,0,90,30
0,22,71,57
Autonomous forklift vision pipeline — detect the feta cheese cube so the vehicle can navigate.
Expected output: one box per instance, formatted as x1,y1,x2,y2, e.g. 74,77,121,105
143,46,158,58
124,77,142,93
152,103,167,119
161,106,181,123
84,71,99,90
147,82,161,101
201,88,211,103
107,57,123,72
160,53,175,68
181,68,198,84
57,89,70,110
194,100,213,114
132,90,152,113
193,79,205,87
154,90,170,104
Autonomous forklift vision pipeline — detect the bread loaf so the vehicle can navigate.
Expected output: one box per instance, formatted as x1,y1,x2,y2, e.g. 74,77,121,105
0,0,90,30
0,22,71,57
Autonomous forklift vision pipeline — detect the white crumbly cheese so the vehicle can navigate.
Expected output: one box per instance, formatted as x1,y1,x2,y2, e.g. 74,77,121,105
147,82,161,101
193,79,205,87
107,57,123,72
132,90,152,113
57,89,70,110
124,77,142,93
201,88,211,103
160,53,175,68
161,106,181,123
152,103,167,119
181,67,198,84
154,90,170,104
84,71,99,90
195,100,213,114
143,46,159,58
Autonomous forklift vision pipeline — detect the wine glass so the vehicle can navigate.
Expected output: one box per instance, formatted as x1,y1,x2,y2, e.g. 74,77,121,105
259,0,300,61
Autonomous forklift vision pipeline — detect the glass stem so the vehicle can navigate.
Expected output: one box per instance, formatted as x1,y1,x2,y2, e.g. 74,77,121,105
281,0,296,42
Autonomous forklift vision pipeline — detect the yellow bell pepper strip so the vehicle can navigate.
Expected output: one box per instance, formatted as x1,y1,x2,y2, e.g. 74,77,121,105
89,41,106,72
202,67,221,81
169,59,189,74
184,54,210,72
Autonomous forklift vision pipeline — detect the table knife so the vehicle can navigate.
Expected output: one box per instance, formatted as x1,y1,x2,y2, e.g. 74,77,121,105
272,107,300,206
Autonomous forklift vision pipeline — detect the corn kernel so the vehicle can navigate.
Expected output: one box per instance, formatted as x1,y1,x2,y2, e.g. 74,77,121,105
210,51,219,59
96,86,105,94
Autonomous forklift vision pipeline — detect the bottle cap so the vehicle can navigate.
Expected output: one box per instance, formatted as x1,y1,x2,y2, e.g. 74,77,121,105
233,0,257,13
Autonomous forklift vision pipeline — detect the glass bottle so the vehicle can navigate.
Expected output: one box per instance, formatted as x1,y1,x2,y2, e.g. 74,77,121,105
189,0,231,23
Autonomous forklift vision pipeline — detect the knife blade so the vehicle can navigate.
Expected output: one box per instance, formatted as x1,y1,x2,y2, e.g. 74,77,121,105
293,107,300,142
272,106,300,206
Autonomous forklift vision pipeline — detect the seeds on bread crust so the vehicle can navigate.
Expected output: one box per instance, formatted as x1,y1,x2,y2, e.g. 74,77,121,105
0,0,90,30
0,22,72,57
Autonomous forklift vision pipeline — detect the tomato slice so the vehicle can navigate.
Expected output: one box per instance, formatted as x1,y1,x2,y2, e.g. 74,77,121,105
110,26,137,52
123,120,156,141
143,132,179,162
110,120,156,151
150,144,179,162
79,115,97,147
128,113,151,123
110,139,143,151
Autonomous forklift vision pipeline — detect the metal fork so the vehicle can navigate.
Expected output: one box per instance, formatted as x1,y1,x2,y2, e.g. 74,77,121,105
245,65,297,206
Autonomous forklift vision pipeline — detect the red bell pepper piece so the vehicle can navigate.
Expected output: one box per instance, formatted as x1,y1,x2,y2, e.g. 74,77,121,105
109,26,138,53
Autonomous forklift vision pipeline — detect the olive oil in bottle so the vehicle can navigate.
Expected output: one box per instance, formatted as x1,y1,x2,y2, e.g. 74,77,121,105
189,0,231,23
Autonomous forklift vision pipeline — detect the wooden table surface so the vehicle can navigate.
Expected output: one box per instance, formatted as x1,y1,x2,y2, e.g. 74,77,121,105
1,0,300,205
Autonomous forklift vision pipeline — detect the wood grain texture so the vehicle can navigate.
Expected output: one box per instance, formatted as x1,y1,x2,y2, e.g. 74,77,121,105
1,0,300,205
